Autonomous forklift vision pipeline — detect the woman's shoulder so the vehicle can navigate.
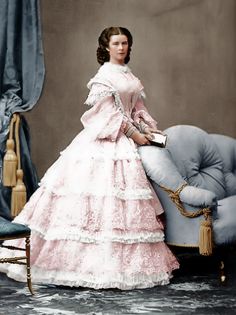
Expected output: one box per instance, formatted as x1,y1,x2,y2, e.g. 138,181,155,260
87,66,113,90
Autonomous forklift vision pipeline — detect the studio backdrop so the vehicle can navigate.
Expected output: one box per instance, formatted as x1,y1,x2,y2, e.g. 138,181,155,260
27,0,236,178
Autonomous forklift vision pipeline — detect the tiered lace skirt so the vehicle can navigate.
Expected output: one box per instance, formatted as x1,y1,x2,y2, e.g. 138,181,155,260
0,130,179,289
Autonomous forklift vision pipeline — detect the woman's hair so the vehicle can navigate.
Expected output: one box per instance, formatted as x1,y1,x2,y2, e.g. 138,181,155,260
97,27,133,65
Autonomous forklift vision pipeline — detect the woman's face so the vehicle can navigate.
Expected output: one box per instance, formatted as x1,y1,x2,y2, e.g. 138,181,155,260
108,34,129,65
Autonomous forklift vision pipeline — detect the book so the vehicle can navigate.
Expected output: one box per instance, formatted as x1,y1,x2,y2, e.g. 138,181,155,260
150,133,167,148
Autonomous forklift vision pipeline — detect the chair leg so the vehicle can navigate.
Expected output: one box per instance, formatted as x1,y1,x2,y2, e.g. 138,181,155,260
216,246,228,285
25,236,34,295
219,260,226,284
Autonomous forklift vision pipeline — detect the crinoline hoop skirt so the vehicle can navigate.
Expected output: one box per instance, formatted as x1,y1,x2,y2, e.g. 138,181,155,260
0,129,179,289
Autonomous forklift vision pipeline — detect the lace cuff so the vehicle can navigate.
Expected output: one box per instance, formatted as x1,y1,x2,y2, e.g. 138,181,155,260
132,99,157,129
137,120,149,133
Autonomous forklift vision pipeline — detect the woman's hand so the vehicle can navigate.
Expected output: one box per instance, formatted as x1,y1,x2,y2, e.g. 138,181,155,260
143,127,164,139
131,131,151,145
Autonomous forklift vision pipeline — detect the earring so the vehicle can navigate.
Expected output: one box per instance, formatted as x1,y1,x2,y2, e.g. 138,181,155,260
106,48,109,52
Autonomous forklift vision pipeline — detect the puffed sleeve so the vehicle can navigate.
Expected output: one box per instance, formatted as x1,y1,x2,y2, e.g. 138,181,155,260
81,82,130,141
131,92,158,129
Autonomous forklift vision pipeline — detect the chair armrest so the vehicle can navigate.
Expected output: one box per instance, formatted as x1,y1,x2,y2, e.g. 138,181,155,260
213,195,236,245
139,146,217,208
138,146,185,191
180,186,217,207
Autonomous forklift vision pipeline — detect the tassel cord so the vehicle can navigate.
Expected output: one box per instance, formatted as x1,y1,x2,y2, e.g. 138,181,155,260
160,183,212,219
160,183,213,255
15,115,21,170
9,114,18,140
11,114,27,217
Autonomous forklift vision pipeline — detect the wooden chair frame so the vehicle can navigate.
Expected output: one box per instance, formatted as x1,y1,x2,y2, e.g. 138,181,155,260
0,233,34,295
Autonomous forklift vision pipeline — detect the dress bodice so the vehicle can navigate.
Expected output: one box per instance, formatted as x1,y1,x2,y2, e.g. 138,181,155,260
86,62,144,117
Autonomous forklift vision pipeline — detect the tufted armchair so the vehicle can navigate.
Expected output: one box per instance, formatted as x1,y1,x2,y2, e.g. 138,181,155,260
139,125,236,257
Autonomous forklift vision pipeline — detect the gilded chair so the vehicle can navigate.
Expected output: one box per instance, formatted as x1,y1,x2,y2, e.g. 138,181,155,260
0,216,33,294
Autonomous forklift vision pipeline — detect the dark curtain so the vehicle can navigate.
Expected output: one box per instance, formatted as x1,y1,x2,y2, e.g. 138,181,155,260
0,0,45,219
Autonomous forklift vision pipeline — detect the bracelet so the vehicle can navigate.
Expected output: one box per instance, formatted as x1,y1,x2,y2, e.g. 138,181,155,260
139,120,148,133
125,125,138,138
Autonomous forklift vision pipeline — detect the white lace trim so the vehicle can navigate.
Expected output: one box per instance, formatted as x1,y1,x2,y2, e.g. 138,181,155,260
84,90,114,107
85,88,126,117
112,187,153,200
84,88,135,128
3,265,174,290
59,149,141,161
39,185,154,200
85,88,144,118
14,224,164,243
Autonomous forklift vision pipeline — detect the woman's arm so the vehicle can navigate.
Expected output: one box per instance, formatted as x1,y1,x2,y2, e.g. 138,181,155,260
131,97,163,138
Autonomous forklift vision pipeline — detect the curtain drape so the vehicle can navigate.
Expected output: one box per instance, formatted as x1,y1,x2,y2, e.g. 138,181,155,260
0,0,45,219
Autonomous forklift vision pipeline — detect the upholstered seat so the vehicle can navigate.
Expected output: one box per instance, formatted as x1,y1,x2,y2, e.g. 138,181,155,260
0,217,31,239
210,133,236,245
139,125,236,251
0,216,33,294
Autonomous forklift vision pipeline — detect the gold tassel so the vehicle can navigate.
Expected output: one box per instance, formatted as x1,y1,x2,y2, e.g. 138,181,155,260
10,114,27,218
160,185,214,256
3,114,18,187
3,139,18,187
199,219,213,256
11,169,27,218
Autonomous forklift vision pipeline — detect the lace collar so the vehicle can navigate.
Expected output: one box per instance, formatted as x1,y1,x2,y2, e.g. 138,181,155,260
101,62,131,73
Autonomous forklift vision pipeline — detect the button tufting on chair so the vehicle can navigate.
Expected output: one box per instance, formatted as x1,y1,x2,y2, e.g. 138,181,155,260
139,125,236,251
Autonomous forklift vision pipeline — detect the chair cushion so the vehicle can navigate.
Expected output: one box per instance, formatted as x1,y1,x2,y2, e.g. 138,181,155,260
0,216,30,238
164,125,226,199
210,134,236,197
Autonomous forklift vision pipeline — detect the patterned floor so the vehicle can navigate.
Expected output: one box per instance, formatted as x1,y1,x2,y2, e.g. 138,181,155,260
0,251,236,315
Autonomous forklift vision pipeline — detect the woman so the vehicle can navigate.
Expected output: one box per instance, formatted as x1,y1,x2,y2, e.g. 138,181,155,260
0,27,179,290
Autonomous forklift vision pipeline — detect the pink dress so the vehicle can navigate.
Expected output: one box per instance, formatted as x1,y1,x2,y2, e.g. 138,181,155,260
0,62,179,290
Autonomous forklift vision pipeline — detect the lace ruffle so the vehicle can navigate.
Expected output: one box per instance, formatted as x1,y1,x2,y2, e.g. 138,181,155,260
14,184,164,236
0,232,179,289
84,90,114,107
60,151,141,161
3,265,176,290
40,184,154,200
15,225,164,243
